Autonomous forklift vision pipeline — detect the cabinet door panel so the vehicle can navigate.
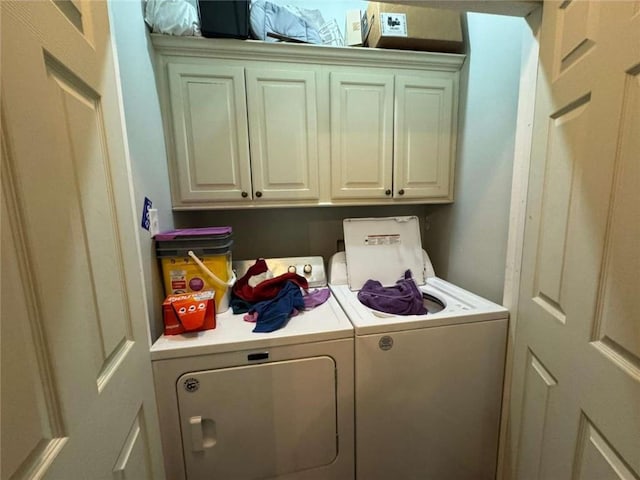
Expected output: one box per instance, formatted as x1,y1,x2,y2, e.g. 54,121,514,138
330,72,394,199
246,68,319,200
395,75,455,199
168,63,252,203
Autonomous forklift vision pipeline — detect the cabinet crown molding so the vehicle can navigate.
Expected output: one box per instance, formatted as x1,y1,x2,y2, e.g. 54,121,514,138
151,34,466,72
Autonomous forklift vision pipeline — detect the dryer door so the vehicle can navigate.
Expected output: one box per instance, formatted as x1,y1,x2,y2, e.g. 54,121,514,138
177,356,337,480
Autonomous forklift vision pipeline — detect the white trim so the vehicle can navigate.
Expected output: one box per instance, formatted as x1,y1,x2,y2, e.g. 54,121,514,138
150,34,466,71
497,6,542,480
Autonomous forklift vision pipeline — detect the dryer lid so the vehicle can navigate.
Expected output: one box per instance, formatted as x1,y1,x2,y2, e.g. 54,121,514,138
343,216,434,291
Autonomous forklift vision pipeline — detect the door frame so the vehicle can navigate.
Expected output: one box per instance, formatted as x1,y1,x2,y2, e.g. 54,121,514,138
498,6,543,480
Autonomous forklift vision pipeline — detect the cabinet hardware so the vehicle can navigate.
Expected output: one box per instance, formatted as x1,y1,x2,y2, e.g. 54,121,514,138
385,189,391,196
398,189,405,195
241,191,248,198
255,191,263,198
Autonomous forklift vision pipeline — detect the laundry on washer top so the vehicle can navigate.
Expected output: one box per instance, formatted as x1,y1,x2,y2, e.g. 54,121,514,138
357,269,427,315
231,259,332,333
232,258,308,304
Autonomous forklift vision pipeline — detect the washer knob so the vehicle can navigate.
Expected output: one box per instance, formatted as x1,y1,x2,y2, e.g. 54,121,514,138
287,265,297,274
303,264,312,274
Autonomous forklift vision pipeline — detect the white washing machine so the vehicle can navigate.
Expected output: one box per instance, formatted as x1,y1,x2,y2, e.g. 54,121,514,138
151,257,354,480
329,217,509,480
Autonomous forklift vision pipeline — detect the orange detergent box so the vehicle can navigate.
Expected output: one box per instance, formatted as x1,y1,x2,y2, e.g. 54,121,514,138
162,291,216,335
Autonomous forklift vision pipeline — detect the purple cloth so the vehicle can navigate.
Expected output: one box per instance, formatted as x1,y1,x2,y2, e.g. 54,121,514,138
357,270,427,315
303,288,331,309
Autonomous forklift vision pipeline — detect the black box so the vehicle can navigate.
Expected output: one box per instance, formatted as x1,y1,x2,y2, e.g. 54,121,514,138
198,0,250,39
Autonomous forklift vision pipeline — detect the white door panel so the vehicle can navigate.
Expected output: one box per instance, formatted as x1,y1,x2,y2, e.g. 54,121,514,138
509,2,640,479
246,68,320,201
1,1,165,478
167,63,252,203
394,74,455,199
330,72,394,199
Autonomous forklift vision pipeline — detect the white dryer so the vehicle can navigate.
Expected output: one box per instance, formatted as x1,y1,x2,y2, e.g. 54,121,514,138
151,257,354,480
329,217,508,480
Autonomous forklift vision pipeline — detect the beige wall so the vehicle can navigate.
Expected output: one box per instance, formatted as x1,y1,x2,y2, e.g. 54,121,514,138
424,13,526,303
109,1,174,341
175,204,431,264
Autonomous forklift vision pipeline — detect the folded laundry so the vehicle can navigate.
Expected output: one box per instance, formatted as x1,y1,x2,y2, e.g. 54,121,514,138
233,258,308,303
357,270,427,315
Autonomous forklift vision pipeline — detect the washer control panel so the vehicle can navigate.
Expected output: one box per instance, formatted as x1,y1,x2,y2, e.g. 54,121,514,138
233,256,326,288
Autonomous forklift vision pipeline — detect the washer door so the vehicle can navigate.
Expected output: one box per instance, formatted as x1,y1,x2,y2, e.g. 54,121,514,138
177,356,337,480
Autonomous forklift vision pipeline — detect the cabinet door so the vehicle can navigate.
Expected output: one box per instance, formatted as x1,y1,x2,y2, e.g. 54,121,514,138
330,72,394,199
246,68,319,201
167,63,252,203
394,74,455,200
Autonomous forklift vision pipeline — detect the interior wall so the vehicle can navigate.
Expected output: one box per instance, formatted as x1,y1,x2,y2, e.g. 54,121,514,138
424,12,526,304
175,204,430,265
108,1,174,341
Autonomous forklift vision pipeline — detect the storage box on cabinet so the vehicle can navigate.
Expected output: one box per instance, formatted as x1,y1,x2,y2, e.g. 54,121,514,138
365,2,464,53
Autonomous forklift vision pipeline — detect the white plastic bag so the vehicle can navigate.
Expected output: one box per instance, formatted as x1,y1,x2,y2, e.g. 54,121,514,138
145,0,200,36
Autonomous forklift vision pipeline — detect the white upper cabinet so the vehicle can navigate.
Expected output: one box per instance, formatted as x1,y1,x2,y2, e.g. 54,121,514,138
330,71,456,202
394,74,455,200
330,72,394,199
152,36,464,209
246,68,319,201
165,62,319,205
167,63,252,203
168,63,251,203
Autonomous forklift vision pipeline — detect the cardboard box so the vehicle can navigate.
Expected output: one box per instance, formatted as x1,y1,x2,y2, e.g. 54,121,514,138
365,3,463,53
162,291,216,335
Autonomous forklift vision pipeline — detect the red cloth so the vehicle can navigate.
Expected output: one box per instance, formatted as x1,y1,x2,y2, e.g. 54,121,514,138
233,259,308,302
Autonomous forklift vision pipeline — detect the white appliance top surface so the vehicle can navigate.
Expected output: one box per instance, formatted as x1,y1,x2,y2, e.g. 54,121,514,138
329,276,508,335
329,248,509,335
150,294,353,361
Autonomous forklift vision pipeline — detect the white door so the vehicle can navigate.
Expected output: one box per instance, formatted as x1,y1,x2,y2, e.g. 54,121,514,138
394,74,456,200
1,2,165,479
330,72,394,200
167,63,252,204
246,68,320,201
509,2,639,479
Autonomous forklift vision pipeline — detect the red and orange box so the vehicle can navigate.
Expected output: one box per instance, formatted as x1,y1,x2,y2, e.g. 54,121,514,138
162,291,216,335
